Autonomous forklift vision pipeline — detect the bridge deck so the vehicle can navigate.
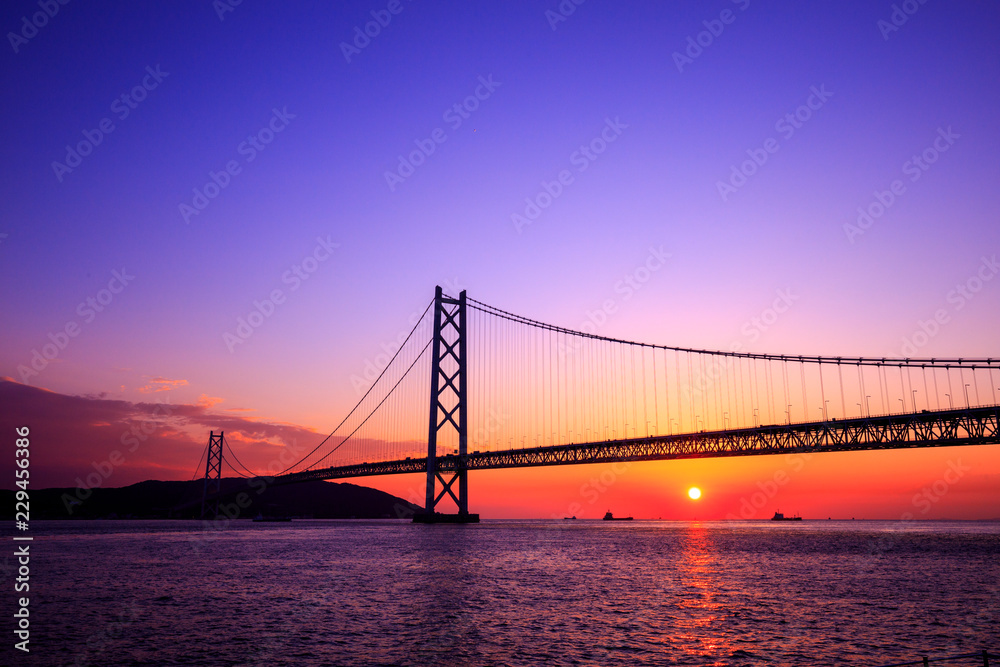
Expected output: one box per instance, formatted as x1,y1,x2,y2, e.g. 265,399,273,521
274,406,999,485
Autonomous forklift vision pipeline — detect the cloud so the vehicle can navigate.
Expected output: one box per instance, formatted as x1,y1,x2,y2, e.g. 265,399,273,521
0,379,328,489
197,394,224,408
138,376,189,393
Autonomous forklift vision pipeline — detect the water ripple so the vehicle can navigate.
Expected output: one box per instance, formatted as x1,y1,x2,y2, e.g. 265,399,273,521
7,519,999,666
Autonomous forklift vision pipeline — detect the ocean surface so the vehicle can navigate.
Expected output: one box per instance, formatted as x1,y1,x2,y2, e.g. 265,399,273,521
4,519,999,666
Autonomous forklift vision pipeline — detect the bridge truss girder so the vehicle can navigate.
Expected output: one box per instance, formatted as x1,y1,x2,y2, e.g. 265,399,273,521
277,406,999,484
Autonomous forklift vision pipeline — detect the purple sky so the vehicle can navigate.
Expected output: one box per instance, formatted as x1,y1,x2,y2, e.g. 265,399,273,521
1,1,998,517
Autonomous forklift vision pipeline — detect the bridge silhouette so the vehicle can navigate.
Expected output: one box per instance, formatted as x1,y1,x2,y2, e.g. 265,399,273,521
198,286,1000,522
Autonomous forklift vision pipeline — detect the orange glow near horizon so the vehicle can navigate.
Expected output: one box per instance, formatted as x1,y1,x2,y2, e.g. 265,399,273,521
354,444,1000,521
3,377,997,519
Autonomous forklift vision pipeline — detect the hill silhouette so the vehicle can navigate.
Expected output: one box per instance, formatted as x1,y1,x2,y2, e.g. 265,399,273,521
2,478,422,520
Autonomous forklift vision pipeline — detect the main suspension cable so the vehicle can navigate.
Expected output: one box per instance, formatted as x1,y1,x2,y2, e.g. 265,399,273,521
466,297,996,368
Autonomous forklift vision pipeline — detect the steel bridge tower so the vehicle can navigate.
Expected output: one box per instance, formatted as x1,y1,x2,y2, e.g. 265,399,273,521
201,431,224,519
414,287,479,523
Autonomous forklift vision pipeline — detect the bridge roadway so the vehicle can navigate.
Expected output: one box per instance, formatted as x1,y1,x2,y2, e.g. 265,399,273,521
274,405,1000,485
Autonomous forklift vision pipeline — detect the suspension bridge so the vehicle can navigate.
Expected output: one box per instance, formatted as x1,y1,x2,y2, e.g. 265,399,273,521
197,286,1000,522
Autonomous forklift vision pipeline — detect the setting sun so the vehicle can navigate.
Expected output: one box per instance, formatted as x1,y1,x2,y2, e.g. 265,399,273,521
688,487,702,500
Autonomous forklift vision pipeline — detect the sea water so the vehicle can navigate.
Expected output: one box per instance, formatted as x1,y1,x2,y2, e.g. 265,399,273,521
6,519,999,666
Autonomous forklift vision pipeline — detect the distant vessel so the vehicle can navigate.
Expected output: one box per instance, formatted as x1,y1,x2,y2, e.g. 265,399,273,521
603,511,633,521
252,513,291,522
563,516,577,520
771,511,802,521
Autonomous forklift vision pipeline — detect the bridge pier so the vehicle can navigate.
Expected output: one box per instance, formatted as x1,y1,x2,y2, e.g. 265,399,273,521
414,286,480,524
413,511,479,524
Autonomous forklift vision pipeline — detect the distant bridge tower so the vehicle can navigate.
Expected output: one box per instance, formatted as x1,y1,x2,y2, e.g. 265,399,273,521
201,431,224,519
414,287,479,523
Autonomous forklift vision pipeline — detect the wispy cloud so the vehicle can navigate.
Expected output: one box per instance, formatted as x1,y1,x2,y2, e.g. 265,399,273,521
138,376,189,393
197,393,224,408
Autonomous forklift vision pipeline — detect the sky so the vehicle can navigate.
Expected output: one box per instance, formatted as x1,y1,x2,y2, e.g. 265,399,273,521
1,0,998,519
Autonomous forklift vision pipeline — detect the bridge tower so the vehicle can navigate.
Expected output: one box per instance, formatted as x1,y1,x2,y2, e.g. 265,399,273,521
414,287,479,523
200,431,224,519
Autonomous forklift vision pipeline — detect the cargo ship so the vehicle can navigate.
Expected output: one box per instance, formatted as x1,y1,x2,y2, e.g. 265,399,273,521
771,511,802,521
603,511,633,521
